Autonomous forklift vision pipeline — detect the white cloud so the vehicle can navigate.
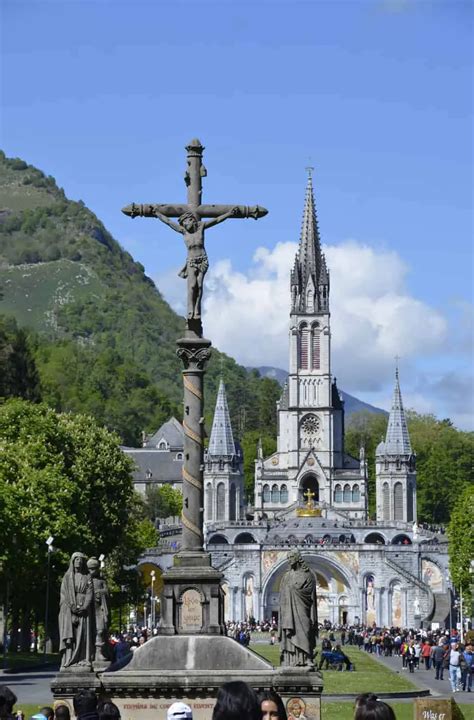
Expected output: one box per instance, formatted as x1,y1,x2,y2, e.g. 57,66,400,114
156,240,473,428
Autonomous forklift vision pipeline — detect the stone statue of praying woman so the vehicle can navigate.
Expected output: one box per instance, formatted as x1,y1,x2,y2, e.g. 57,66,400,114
152,207,240,320
59,552,94,669
279,550,318,668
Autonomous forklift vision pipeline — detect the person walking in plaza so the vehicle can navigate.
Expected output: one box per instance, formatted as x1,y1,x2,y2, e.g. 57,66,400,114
448,642,461,693
461,643,473,692
432,642,446,680
421,640,431,669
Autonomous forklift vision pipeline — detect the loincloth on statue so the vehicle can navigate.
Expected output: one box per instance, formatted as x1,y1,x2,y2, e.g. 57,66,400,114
178,253,209,278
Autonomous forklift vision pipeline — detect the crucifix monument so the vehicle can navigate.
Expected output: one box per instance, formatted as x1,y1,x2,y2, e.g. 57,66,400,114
122,139,268,633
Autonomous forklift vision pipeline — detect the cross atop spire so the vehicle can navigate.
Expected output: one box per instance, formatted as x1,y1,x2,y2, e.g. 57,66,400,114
384,366,412,455
208,379,236,458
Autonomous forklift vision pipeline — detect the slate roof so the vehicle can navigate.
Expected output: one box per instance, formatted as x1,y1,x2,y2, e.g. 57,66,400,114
145,417,184,449
122,447,183,484
208,379,236,457
377,369,412,456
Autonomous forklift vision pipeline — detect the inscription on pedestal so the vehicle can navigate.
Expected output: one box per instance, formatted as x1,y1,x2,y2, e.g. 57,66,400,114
181,589,202,630
414,698,461,720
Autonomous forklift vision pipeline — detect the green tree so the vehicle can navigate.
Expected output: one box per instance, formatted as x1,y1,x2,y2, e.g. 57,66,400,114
240,430,277,501
0,315,41,401
143,485,183,522
447,484,474,603
0,398,156,650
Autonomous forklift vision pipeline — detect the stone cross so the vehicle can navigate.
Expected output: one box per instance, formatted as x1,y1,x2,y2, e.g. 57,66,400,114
122,139,268,555
123,138,267,339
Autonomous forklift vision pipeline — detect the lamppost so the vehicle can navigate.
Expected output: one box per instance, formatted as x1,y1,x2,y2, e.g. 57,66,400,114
44,536,54,655
150,571,156,629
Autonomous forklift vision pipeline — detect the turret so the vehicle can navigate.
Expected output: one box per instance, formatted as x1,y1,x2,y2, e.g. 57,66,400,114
204,380,244,523
375,368,417,523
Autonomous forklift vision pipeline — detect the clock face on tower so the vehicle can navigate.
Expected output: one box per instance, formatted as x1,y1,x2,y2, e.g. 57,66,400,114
301,414,321,445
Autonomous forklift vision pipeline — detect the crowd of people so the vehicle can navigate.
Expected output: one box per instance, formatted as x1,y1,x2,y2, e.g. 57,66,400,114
0,683,399,720
343,624,474,693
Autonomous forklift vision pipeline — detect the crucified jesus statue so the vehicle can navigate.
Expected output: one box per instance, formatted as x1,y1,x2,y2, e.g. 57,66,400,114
153,206,239,320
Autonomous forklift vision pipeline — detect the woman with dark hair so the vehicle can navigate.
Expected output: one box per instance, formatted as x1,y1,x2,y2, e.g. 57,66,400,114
258,690,287,720
212,681,260,720
354,698,396,720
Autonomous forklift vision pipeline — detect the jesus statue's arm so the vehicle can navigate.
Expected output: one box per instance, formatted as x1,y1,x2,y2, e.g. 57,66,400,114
203,206,239,230
153,210,184,234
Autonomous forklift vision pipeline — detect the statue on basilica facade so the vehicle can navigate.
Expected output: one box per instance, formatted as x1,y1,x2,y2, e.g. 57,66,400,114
279,550,318,667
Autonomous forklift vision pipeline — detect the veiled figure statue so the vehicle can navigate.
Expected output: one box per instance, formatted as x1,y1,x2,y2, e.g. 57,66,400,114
279,550,318,667
59,552,93,668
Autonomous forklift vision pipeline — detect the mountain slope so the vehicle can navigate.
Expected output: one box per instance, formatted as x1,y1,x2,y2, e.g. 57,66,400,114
0,151,282,444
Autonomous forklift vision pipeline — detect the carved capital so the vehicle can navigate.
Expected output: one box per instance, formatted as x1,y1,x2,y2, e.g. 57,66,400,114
177,345,212,370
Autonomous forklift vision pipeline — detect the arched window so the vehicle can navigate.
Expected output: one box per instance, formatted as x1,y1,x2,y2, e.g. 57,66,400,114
394,482,403,521
407,482,414,522
235,533,256,544
382,482,390,520
352,484,360,503
263,484,270,503
229,483,236,521
306,287,314,312
208,534,228,545
365,532,385,545
175,452,183,461
334,484,342,503
343,484,351,503
298,323,309,369
205,483,213,521
158,440,167,450
280,484,289,503
271,484,279,503
216,482,225,520
311,325,321,369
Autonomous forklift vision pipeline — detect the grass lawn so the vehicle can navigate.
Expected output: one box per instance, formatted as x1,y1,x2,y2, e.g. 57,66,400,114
322,701,474,720
251,643,417,694
3,651,58,671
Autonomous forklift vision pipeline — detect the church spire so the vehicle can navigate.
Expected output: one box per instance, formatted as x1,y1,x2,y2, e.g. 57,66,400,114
208,379,236,457
291,168,329,313
384,367,412,455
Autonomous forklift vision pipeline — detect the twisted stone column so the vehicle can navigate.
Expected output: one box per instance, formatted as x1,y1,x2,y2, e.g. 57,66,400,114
176,336,211,552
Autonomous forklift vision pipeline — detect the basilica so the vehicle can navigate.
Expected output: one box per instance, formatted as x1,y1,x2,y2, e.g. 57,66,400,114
136,173,450,631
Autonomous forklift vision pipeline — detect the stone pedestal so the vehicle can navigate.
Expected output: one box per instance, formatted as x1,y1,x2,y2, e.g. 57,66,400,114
52,636,323,720
158,552,225,636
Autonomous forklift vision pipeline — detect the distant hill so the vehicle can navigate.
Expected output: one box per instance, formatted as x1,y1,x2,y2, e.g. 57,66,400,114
0,151,282,444
248,366,388,421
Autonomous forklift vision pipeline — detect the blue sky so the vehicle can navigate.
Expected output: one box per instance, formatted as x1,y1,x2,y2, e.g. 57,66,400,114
1,0,473,428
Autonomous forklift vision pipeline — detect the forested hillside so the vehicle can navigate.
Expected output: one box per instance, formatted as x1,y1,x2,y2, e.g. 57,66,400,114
0,151,281,445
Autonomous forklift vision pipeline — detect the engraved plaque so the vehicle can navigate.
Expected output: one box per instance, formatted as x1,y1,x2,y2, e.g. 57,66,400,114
181,589,202,630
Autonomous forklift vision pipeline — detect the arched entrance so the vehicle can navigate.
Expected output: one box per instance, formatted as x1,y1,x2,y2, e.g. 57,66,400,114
299,474,319,504
262,553,358,626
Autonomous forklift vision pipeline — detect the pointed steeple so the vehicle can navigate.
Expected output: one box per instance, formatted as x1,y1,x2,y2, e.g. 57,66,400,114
208,379,236,457
384,367,412,455
291,168,329,313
